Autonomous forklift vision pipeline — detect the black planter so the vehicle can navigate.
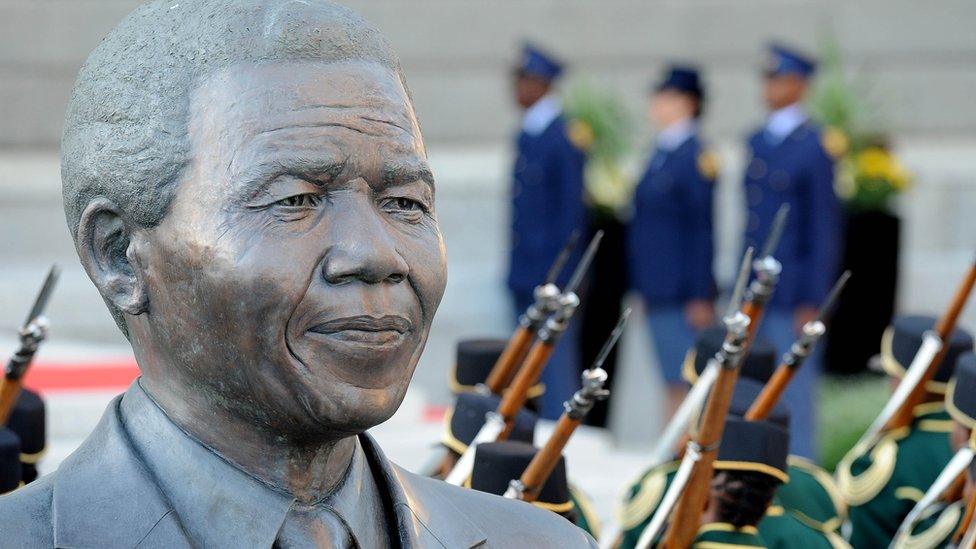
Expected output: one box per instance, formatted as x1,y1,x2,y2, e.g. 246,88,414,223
824,209,900,375
578,215,627,427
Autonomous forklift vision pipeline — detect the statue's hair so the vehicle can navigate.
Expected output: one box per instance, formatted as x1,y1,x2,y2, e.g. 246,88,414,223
61,0,407,333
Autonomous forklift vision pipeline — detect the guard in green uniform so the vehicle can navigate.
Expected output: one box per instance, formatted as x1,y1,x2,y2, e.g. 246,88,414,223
837,315,974,547
890,351,976,548
618,379,846,547
692,418,791,548
469,440,601,538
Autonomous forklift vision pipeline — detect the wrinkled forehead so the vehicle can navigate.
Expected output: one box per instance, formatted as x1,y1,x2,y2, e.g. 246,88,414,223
187,60,424,169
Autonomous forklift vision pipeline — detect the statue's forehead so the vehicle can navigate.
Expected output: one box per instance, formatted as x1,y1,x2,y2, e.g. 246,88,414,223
190,60,418,138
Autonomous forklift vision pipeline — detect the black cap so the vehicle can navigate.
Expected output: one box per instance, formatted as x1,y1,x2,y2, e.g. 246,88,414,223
469,440,572,513
683,326,778,384
948,352,976,429
713,419,790,483
727,378,790,428
655,65,703,98
450,338,508,392
441,393,537,454
7,389,45,484
881,315,974,393
0,428,21,494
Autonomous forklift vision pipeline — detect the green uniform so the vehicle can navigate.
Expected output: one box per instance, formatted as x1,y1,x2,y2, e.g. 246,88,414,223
837,403,955,548
890,499,965,549
692,523,766,548
759,502,851,549
570,484,602,539
617,459,845,548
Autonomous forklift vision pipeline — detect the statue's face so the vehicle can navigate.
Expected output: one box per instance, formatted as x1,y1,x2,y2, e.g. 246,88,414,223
140,60,446,437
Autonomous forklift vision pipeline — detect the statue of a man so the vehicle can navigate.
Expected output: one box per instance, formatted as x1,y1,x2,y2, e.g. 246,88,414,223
0,1,594,546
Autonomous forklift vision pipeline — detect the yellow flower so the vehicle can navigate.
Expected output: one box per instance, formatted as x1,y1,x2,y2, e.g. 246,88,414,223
567,119,596,151
856,147,892,180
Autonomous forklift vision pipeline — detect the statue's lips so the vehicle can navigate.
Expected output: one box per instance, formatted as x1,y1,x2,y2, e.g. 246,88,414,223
306,315,412,346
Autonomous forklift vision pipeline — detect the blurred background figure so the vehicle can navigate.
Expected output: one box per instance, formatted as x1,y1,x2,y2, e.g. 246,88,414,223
628,65,716,420
743,43,843,458
507,43,588,419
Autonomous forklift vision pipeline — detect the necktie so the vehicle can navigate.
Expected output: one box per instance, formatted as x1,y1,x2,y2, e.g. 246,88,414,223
274,502,356,549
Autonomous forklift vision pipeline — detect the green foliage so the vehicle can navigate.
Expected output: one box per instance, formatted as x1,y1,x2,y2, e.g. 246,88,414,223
818,373,889,472
562,80,636,216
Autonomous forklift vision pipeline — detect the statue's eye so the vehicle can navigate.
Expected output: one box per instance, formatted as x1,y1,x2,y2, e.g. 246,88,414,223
391,197,423,211
275,194,322,209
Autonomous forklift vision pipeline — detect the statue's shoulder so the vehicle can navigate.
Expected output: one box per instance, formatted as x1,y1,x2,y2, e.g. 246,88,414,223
0,473,55,546
396,467,596,547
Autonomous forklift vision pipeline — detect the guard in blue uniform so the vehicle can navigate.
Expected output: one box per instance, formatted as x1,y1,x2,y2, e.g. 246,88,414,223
507,43,588,419
628,65,717,418
743,43,842,458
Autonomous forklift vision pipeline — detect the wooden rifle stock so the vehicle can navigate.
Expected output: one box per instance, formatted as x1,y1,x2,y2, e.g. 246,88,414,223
885,264,976,432
497,340,556,440
661,366,742,548
0,378,22,425
484,325,534,394
745,365,793,421
519,413,580,502
954,493,976,546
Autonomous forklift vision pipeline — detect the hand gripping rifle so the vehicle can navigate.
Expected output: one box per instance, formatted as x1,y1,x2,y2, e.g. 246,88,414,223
504,309,628,503
0,265,60,424
483,230,581,394
445,232,602,486
745,271,850,421
635,249,754,549
644,208,789,469
889,446,974,548
844,257,976,465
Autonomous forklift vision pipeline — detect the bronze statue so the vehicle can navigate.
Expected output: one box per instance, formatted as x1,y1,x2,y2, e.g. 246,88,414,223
0,1,595,546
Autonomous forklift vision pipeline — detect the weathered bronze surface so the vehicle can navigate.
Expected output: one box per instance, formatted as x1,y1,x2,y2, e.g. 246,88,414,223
0,1,594,546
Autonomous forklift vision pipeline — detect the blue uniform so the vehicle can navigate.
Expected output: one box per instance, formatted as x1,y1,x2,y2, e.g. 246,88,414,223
507,110,587,419
628,131,716,384
744,116,842,458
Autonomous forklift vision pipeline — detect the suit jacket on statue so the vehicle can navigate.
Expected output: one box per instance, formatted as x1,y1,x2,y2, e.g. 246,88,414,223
0,382,595,548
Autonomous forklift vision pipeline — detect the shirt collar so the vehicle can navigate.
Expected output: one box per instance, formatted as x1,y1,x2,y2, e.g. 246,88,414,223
521,93,562,136
120,380,382,548
765,103,808,142
656,117,696,152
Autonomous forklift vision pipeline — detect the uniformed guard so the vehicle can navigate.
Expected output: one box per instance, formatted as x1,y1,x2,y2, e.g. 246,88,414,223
837,315,974,547
742,43,843,458
889,351,976,548
628,64,717,420
617,378,846,548
468,440,601,538
691,418,791,548
5,389,45,484
508,43,589,420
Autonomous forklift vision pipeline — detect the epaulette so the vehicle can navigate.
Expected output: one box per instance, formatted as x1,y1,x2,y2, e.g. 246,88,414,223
697,150,720,181
836,429,906,506
570,483,602,539
566,119,595,152
898,500,964,549
786,455,848,529
618,461,680,529
820,126,849,160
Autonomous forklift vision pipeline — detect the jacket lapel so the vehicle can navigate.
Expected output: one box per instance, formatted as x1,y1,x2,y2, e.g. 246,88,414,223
359,433,487,548
51,394,192,548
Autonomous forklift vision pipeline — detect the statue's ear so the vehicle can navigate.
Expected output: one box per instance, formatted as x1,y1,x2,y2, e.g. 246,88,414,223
75,198,149,315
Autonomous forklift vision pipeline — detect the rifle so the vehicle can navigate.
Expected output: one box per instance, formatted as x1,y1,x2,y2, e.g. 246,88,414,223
504,309,627,502
955,493,976,548
0,265,60,424
483,230,580,394
644,207,789,468
890,447,973,548
845,258,976,463
745,271,849,421
444,232,602,486
636,248,754,549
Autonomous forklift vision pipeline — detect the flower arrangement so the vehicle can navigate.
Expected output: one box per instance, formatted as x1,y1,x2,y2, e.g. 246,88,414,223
562,81,635,218
810,38,911,212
